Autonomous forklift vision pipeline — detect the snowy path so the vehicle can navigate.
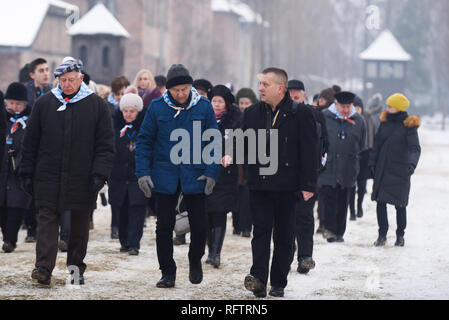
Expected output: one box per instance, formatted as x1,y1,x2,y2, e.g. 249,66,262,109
0,128,448,300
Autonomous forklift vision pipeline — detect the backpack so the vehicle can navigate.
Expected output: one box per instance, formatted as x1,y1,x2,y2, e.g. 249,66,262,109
292,102,327,173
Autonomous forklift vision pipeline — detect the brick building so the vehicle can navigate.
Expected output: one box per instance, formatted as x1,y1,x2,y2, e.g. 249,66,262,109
0,0,261,91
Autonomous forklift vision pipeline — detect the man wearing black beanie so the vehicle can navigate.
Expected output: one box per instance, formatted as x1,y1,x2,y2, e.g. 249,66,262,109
136,64,220,288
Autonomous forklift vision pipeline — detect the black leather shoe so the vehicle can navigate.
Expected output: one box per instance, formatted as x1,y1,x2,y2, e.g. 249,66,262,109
189,261,203,284
395,236,405,247
31,267,51,286
128,248,139,256
244,274,267,298
2,242,16,253
336,236,345,243
374,235,387,247
269,287,285,298
156,275,176,288
297,257,316,274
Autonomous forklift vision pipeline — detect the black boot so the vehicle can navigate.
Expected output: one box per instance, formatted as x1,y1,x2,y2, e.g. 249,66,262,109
156,274,176,288
374,235,387,247
189,260,203,285
210,227,226,269
395,236,405,247
31,267,51,286
2,242,16,253
25,228,36,243
205,227,213,264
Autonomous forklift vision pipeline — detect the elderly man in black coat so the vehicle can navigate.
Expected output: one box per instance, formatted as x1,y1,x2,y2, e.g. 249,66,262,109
318,91,366,243
242,68,319,298
20,58,115,286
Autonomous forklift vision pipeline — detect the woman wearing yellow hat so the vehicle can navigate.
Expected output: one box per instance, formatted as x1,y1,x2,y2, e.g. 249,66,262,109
369,93,421,247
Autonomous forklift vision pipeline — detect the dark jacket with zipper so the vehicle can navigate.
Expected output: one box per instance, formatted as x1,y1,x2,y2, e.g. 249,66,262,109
369,111,421,207
242,94,319,193
0,106,32,209
206,105,242,214
108,109,147,208
318,106,366,189
20,91,115,212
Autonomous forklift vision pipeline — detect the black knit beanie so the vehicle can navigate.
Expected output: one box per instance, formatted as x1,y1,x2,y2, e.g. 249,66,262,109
166,64,193,89
5,82,28,101
236,88,258,104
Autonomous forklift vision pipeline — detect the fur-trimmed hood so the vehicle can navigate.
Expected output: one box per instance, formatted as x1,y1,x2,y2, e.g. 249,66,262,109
380,111,421,128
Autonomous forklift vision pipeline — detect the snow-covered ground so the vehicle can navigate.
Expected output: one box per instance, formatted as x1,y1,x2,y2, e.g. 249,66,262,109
0,127,448,300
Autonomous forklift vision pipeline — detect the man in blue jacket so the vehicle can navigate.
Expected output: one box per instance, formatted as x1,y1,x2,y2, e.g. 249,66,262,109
135,64,220,288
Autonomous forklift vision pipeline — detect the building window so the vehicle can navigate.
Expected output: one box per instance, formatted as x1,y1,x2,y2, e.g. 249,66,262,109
393,63,405,79
380,62,393,79
366,62,377,79
80,45,88,66
102,46,110,68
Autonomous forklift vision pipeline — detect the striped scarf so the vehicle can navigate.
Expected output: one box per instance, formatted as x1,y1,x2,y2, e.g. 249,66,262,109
52,82,94,112
163,87,201,118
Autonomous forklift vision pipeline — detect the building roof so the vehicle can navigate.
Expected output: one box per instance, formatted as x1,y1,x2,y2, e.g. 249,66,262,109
0,0,78,48
360,29,412,62
211,0,269,27
68,3,130,38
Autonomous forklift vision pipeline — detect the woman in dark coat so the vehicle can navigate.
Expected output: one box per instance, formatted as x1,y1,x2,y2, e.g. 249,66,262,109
0,83,32,253
369,94,421,247
205,85,242,268
108,93,147,255
233,88,258,237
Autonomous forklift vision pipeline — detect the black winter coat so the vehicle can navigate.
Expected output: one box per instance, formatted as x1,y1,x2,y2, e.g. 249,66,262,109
205,105,242,214
108,109,147,208
0,98,6,174
318,107,366,188
20,91,115,212
0,107,32,209
369,111,421,207
242,94,319,193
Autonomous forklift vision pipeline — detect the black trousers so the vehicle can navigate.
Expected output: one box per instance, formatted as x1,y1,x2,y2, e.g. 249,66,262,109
154,192,206,277
207,212,227,229
116,194,146,250
376,202,407,237
0,207,26,246
111,206,120,230
349,179,367,215
294,194,317,259
317,187,325,225
234,186,252,233
249,190,296,289
24,205,37,236
60,211,71,242
321,185,350,237
36,207,91,275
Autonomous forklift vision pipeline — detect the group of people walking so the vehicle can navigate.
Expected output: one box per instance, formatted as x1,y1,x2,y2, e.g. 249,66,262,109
0,56,421,298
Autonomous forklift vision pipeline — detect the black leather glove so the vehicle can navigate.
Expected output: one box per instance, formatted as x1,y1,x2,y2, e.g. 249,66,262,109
407,165,415,176
21,177,33,196
90,175,106,195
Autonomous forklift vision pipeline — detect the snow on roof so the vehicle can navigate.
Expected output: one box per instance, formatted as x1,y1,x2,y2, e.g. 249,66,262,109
68,3,129,38
211,0,269,27
0,0,76,48
360,29,412,62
